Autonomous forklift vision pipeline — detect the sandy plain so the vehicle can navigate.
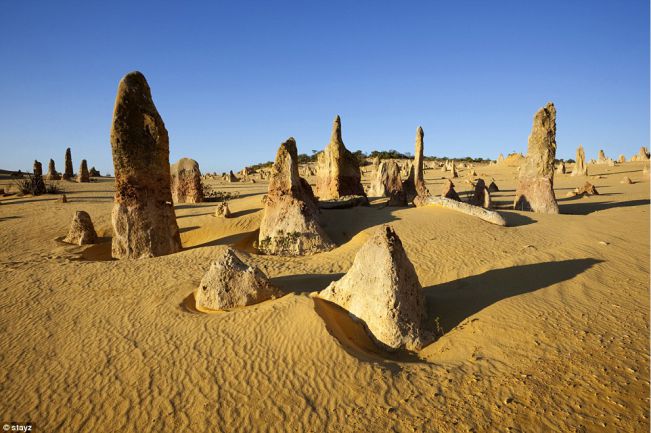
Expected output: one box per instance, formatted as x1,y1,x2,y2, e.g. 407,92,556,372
0,160,649,432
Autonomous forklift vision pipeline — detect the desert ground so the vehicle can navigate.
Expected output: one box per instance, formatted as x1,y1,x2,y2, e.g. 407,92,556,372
0,160,649,432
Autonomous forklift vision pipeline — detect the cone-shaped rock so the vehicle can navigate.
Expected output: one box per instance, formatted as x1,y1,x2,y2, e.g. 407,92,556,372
258,137,334,256
413,126,429,198
171,158,204,203
556,161,566,174
469,178,491,208
315,115,365,200
450,161,458,178
497,153,505,164
631,147,650,161
110,71,182,259
488,180,499,193
45,159,60,180
63,148,74,180
89,167,100,177
318,225,428,351
513,102,559,214
368,161,406,206
64,211,98,245
617,154,626,163
33,160,42,177
195,247,282,310
441,179,461,201
77,159,90,183
32,160,45,194
571,145,588,176
597,149,607,163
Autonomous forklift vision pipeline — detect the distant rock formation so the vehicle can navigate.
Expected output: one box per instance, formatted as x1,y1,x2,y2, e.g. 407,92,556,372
89,167,101,177
574,182,599,196
32,160,45,194
513,102,559,214
315,115,365,200
45,159,60,180
413,126,429,199
571,145,588,176
556,161,565,174
620,176,633,184
597,149,607,164
450,161,458,178
368,161,406,206
318,225,429,351
171,158,204,203
617,154,626,163
33,160,42,177
488,180,499,193
110,71,182,259
77,160,90,183
469,178,491,208
64,211,98,245
62,148,74,180
497,153,505,164
195,247,282,310
258,137,333,256
631,147,650,161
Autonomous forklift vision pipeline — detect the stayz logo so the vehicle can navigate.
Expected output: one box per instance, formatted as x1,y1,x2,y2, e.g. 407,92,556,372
2,423,33,432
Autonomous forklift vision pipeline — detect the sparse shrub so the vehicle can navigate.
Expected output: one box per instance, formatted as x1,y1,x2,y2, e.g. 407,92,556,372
202,183,240,202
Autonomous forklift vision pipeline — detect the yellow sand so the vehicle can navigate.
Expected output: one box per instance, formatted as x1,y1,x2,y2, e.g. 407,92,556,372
0,161,648,432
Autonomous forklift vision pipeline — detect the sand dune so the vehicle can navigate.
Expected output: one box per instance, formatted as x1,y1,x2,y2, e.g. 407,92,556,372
0,161,648,432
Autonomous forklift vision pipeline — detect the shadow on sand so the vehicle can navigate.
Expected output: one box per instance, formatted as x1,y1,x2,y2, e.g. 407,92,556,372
425,258,602,334
559,199,648,216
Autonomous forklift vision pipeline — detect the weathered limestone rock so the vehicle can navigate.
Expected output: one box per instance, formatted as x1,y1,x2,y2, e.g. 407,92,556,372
488,180,499,193
440,179,460,201
620,176,633,184
597,149,607,164
413,126,429,198
170,158,204,203
414,195,507,226
450,161,458,178
64,211,98,245
315,115,365,200
318,225,429,351
618,154,626,163
77,160,90,183
556,161,566,174
497,153,505,164
575,182,599,196
631,147,650,161
258,137,333,256
571,145,588,176
33,160,43,177
513,102,559,214
228,170,239,182
89,167,101,177
58,194,67,203
469,179,491,208
368,161,406,206
45,159,60,180
195,247,282,310
62,148,74,180
215,202,231,218
110,71,182,259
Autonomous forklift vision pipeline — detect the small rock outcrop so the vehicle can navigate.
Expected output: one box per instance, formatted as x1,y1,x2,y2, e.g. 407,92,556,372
33,160,43,177
513,102,559,214
195,247,282,310
597,149,607,164
215,202,231,218
258,137,333,256
318,225,429,351
556,161,566,174
575,182,599,196
440,179,461,201
45,159,60,180
89,167,101,177
62,148,74,180
469,179,491,208
171,158,204,203
618,154,626,163
77,160,90,183
32,160,45,195
488,180,499,193
315,115,365,200
571,145,588,176
620,176,633,184
368,161,406,206
64,211,98,245
631,147,651,161
110,71,182,259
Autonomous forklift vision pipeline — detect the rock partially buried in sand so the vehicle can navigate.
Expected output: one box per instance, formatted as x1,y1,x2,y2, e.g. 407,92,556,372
215,202,231,218
110,71,182,259
62,148,74,180
45,159,60,180
488,180,499,193
620,176,633,185
367,160,406,206
440,179,461,201
195,247,282,310
64,211,98,245
571,145,588,176
412,126,429,200
77,159,90,183
469,179,492,209
258,137,334,256
556,161,566,175
318,225,429,351
631,147,650,162
513,102,559,214
315,115,365,200
171,158,204,203
414,195,506,226
574,182,599,196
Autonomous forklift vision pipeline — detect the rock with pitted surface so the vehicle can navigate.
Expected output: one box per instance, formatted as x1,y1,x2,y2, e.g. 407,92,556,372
45,159,60,180
195,247,282,310
368,161,406,206
318,225,429,351
258,137,334,256
62,148,74,180
315,115,365,200
110,71,182,259
513,102,559,214
64,211,98,245
77,160,90,183
413,126,429,199
171,158,204,203
574,182,599,196
214,202,231,218
571,145,588,176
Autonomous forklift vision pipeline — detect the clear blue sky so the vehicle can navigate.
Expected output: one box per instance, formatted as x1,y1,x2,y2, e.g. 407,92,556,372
0,0,648,174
